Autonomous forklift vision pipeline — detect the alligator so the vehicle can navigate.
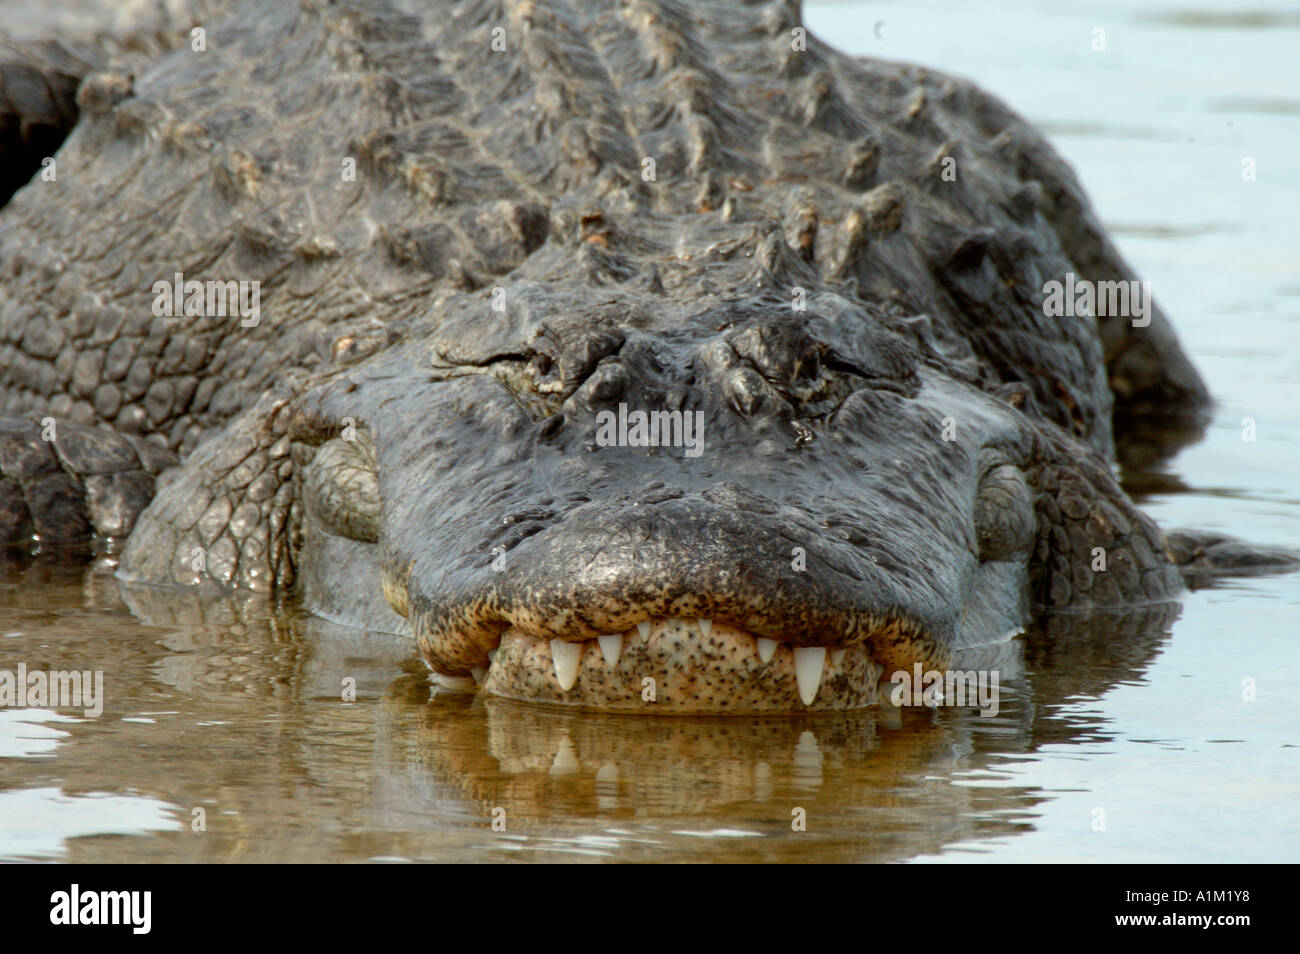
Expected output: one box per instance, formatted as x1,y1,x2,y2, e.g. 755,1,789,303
0,0,1291,712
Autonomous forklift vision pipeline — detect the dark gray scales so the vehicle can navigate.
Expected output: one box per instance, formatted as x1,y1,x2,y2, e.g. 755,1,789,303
0,1,1291,709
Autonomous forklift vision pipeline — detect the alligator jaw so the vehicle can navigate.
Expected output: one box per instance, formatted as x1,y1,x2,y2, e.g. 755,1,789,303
421,616,947,713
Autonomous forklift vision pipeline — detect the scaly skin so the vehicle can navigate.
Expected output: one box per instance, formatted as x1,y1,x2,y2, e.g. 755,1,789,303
2,0,1279,711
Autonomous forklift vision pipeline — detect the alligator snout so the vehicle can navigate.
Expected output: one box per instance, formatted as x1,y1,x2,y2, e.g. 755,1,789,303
276,286,1175,713
406,493,946,711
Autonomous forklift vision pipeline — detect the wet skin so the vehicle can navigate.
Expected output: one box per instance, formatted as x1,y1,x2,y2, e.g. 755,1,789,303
1,1,1291,711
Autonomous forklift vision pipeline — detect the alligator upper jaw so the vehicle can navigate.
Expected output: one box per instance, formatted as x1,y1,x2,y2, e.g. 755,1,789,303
391,493,964,712
417,613,946,713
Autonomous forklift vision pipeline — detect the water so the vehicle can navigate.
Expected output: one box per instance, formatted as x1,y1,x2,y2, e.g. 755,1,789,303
1,0,1296,862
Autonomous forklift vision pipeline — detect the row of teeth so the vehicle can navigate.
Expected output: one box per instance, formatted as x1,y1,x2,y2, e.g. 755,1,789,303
440,619,850,707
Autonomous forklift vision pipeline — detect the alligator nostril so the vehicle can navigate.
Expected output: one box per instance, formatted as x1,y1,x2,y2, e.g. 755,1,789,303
797,351,821,382
531,353,555,378
587,363,629,402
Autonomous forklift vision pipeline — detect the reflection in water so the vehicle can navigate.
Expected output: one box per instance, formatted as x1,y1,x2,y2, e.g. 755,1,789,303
0,708,77,758
0,554,1181,862
0,787,178,860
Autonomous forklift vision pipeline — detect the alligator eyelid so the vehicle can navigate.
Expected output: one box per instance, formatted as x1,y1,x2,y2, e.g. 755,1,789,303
480,352,534,366
821,355,871,378
975,459,1014,482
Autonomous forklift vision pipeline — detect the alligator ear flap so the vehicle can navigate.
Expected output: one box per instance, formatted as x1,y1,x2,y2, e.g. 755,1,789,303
302,433,381,544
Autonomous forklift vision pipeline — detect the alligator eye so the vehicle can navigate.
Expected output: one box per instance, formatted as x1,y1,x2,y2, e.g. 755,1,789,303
481,352,566,420
794,350,821,383
530,352,556,382
973,463,1036,562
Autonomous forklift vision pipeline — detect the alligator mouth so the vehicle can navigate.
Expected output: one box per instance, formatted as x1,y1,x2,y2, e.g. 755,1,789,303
397,494,957,712
420,615,943,713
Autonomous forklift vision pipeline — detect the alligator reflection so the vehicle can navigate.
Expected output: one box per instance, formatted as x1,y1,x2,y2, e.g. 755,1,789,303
0,556,1177,862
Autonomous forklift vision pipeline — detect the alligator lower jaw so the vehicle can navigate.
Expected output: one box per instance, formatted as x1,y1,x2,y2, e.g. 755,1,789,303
424,618,941,713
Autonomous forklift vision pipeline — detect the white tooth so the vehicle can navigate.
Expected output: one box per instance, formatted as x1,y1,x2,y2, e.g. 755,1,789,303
431,673,475,691
487,648,497,664
698,619,712,637
830,649,846,666
793,647,826,706
793,731,824,788
550,639,582,691
597,634,623,666
472,667,486,685
637,621,651,639
595,763,619,811
756,637,778,664
550,737,579,776
754,761,773,801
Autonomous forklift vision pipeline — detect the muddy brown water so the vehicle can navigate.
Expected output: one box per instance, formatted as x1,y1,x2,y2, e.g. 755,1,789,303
2,0,1298,861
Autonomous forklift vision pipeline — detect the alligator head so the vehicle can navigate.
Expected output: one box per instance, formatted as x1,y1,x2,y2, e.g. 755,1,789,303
5,0,1200,712
274,280,1179,712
